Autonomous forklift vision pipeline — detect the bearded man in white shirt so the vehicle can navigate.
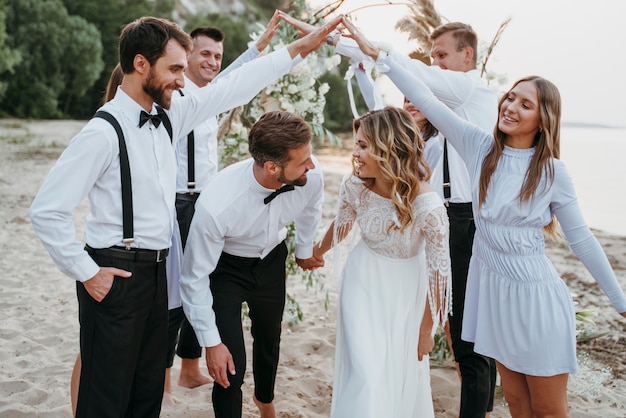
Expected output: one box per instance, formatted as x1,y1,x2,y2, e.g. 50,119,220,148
180,111,324,418
164,16,283,404
29,15,339,417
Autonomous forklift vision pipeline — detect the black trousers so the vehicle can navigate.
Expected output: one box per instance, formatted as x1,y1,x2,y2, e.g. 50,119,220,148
76,251,168,418
447,202,496,417
210,242,288,418
166,196,202,367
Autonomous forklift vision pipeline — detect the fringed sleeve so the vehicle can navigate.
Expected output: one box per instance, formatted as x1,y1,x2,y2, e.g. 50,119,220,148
422,205,452,327
332,175,358,246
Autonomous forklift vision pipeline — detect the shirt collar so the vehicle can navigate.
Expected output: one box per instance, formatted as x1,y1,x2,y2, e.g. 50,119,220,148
111,86,159,127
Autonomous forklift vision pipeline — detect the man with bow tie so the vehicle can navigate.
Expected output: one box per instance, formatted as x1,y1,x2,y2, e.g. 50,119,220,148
29,15,339,418
179,111,324,418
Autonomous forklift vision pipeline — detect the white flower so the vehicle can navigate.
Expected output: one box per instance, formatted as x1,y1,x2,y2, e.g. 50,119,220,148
318,83,330,95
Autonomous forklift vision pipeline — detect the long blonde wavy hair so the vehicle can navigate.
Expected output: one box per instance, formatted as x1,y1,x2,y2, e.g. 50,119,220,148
479,76,562,236
353,107,431,232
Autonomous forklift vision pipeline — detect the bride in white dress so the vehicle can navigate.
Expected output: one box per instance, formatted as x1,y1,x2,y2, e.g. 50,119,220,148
313,107,452,417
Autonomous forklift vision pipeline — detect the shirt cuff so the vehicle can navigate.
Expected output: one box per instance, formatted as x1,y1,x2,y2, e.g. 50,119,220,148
294,244,314,260
195,328,222,348
73,254,102,283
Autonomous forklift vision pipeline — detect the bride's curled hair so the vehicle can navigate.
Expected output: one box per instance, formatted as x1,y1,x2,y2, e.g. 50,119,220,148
353,107,430,231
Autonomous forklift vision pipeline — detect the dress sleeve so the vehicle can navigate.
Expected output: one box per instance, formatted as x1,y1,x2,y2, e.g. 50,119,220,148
333,175,358,246
551,161,626,313
380,54,491,169
421,203,453,326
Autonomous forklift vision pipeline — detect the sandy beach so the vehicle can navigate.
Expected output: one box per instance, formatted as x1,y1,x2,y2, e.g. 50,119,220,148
1,118,624,417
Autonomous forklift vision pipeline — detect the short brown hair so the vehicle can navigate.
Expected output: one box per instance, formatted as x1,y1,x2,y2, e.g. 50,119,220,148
431,22,478,66
119,16,191,74
248,111,312,167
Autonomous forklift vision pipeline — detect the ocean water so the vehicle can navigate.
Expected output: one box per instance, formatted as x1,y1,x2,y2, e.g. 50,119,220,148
560,126,626,236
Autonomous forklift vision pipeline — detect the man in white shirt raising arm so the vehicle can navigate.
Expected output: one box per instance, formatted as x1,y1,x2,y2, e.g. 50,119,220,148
29,15,339,418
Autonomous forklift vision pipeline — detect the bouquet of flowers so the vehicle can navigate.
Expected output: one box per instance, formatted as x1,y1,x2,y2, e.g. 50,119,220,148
218,1,340,169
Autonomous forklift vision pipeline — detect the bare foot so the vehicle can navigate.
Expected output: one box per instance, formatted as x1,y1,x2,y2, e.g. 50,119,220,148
253,395,276,418
177,358,211,389
162,367,178,409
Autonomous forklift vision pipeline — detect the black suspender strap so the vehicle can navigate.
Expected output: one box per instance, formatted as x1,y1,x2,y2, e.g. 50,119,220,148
92,109,174,249
443,138,451,206
177,89,195,191
94,111,134,249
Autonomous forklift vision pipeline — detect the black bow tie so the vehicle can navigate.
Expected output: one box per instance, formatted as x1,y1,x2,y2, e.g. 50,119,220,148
264,185,295,204
139,110,163,128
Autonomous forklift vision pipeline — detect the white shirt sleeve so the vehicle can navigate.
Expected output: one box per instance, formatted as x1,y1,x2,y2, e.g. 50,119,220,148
179,201,226,347
293,167,324,259
29,120,116,282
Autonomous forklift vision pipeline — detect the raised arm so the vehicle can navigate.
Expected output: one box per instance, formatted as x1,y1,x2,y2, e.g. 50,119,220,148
340,17,489,166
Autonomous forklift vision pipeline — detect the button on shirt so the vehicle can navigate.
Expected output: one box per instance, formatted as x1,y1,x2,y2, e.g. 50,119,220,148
180,157,324,347
29,47,300,282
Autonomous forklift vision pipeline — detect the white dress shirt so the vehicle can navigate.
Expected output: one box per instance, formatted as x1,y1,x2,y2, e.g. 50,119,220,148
336,37,498,203
29,47,300,282
168,45,262,308
174,45,261,193
180,157,324,347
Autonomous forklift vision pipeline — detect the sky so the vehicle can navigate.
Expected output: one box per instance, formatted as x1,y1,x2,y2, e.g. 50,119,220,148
309,0,626,127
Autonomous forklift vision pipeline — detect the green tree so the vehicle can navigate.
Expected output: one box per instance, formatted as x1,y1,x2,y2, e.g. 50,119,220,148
1,0,101,118
61,0,175,118
0,0,20,103
59,15,104,115
183,13,253,69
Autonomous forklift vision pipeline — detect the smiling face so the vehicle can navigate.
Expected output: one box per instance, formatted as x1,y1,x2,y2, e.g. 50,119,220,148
142,39,187,109
403,97,427,128
276,143,315,187
185,34,223,87
498,80,542,147
352,127,381,180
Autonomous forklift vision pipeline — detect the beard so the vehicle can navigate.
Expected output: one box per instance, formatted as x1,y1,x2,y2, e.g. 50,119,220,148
277,168,308,187
143,68,172,109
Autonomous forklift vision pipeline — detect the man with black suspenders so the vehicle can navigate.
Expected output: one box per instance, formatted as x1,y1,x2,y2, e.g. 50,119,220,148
29,15,340,417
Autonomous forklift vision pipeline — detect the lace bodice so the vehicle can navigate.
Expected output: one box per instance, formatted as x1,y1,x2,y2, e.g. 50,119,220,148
336,175,448,257
334,175,452,322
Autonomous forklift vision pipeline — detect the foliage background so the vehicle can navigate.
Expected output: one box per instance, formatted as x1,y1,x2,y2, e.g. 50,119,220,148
0,0,365,130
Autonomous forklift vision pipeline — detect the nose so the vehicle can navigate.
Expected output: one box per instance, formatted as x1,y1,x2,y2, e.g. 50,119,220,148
175,73,185,89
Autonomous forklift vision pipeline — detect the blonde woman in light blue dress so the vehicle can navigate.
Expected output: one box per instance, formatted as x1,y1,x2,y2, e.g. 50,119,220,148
341,17,626,418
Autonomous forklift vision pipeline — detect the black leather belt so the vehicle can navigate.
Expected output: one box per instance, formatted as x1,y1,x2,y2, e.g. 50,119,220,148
85,245,169,263
176,192,200,202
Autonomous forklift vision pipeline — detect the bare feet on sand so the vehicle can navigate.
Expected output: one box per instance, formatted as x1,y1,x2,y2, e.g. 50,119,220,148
253,395,276,418
177,358,211,389
162,368,178,409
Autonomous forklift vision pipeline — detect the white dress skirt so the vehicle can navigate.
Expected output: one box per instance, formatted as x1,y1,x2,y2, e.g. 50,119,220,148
331,241,434,418
329,175,451,417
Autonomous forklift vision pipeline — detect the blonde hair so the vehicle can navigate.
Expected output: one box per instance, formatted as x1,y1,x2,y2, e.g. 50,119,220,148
480,76,562,236
353,107,430,232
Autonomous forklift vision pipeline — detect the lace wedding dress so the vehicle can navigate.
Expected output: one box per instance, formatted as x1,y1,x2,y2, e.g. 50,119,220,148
330,175,451,418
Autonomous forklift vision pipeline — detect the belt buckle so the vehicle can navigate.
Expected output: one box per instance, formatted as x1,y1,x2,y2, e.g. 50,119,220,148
156,249,166,263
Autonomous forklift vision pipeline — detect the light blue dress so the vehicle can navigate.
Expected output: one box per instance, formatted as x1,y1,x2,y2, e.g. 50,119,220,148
383,54,626,376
